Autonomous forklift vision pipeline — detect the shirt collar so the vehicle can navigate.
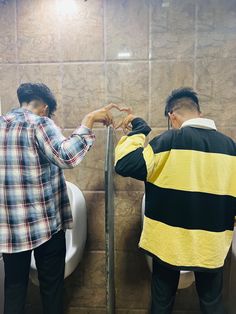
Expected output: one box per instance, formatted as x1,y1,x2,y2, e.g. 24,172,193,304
180,118,217,130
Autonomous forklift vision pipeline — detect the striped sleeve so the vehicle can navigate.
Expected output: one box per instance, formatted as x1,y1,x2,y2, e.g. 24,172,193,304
35,117,95,169
114,118,155,181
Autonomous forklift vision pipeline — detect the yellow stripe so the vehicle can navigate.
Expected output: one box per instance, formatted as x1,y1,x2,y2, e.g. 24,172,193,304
139,216,233,269
146,149,236,197
142,144,155,176
114,134,146,165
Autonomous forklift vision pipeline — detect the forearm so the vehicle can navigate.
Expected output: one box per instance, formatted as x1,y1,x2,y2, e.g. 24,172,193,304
114,117,152,180
81,113,95,129
36,119,95,169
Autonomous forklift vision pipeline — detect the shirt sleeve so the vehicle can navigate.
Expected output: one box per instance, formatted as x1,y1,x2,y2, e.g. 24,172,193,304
35,117,95,169
114,118,155,181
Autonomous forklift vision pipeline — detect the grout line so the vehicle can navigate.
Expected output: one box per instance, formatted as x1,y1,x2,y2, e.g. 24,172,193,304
2,56,236,67
56,0,65,129
148,0,152,124
103,0,108,106
193,2,198,90
15,0,19,85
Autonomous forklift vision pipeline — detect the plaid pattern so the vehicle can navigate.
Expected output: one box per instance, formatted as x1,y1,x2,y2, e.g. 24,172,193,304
0,108,95,253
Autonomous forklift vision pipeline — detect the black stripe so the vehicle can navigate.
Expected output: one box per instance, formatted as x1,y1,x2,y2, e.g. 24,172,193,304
150,127,236,156
115,147,147,181
145,183,236,232
139,247,224,272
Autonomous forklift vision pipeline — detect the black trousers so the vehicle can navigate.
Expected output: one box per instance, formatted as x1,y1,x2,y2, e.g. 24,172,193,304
151,259,226,314
3,230,66,314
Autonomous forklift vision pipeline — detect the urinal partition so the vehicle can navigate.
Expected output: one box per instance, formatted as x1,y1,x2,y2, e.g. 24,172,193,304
104,126,115,314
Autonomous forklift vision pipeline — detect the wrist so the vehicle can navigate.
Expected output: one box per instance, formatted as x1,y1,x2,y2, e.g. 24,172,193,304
81,113,95,129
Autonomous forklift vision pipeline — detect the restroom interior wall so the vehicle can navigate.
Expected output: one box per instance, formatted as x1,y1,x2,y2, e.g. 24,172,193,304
0,0,236,313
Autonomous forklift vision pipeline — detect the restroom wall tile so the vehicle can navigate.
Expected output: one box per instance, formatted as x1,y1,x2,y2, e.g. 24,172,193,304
106,62,149,121
17,0,60,62
0,0,16,63
105,0,148,60
200,102,236,128
18,64,64,127
0,65,18,114
151,32,195,60
59,0,104,61
115,251,151,309
62,63,105,129
197,0,236,32
65,251,106,308
151,0,195,33
150,61,194,128
115,192,143,252
195,59,236,103
196,32,236,59
195,59,236,126
149,128,168,140
114,175,144,192
64,128,106,191
83,192,105,251
150,0,195,60
196,0,236,59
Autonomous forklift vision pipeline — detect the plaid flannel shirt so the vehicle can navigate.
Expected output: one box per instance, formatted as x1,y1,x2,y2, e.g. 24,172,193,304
0,108,95,253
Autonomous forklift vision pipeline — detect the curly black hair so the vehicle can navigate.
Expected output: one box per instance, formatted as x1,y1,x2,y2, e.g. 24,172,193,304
164,87,200,117
17,83,57,118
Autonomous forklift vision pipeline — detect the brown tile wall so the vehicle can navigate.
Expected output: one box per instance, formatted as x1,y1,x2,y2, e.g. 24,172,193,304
0,0,236,313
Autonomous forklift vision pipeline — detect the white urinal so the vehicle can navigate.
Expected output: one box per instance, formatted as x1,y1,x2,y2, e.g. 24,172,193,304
30,181,87,285
141,195,195,289
0,254,4,314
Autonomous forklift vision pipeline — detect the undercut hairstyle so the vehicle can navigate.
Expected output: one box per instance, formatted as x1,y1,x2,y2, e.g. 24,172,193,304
17,83,57,118
164,87,201,117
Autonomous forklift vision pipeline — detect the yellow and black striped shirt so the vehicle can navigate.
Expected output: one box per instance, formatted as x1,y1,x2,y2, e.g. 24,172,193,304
115,117,236,271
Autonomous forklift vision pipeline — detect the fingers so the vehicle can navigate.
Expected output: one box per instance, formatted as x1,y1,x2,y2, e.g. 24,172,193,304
119,107,133,114
106,110,113,126
104,103,121,111
104,103,132,114
114,119,123,129
94,103,133,129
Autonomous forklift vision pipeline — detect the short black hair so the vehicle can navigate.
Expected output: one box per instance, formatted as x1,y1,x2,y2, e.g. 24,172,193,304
164,87,200,117
17,83,57,118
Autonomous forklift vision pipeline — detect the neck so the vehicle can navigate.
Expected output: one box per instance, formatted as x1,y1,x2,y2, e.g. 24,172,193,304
179,114,201,127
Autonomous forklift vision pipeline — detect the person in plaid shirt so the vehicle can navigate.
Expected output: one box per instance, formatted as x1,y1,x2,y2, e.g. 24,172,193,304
0,83,119,314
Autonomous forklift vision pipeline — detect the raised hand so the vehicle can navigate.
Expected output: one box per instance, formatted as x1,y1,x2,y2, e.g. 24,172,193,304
82,103,122,129
115,107,137,134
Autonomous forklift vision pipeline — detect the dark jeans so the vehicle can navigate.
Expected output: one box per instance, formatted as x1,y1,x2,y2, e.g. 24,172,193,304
3,230,66,314
151,259,226,314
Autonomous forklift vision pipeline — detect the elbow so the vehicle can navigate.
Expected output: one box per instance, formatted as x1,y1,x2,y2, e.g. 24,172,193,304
114,161,129,177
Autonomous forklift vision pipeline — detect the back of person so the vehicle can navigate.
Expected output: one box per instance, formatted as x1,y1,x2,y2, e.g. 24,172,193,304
141,125,236,270
1,82,121,314
0,108,70,253
114,87,236,313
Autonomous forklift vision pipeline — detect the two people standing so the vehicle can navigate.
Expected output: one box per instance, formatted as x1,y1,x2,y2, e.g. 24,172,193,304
0,84,235,314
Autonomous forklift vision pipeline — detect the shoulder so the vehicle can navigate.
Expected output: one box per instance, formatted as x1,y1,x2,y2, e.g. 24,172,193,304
149,129,178,153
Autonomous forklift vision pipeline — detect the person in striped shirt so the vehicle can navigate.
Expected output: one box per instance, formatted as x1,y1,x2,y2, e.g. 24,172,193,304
0,83,120,314
115,87,236,314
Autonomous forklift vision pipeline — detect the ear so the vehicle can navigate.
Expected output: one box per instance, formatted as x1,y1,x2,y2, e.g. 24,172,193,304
169,111,177,121
39,104,49,117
